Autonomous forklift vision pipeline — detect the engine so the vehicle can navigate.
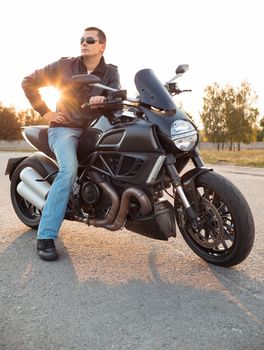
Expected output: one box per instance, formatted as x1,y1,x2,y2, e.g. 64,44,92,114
80,180,101,205
79,178,112,220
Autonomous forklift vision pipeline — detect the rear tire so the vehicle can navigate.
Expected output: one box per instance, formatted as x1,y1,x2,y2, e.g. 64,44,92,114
10,160,42,229
176,171,255,267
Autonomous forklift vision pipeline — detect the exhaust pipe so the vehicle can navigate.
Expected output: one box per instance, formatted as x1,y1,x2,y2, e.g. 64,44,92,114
88,171,120,227
17,167,51,210
105,187,152,231
87,171,152,230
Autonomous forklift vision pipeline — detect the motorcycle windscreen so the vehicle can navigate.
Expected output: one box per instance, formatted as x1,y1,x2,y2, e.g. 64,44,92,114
134,69,176,111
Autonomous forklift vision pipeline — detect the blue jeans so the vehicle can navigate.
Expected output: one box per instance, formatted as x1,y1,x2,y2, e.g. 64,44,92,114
37,127,82,240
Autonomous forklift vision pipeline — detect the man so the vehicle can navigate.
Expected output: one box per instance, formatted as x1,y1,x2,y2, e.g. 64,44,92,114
22,27,121,261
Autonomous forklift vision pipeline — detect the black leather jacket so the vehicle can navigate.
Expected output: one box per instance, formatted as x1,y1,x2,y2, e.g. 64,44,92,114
22,56,121,128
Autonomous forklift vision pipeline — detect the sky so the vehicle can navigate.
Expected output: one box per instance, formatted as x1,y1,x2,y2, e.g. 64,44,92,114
1,0,263,125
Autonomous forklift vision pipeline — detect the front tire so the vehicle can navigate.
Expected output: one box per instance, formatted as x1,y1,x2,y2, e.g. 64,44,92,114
175,171,255,267
10,160,42,229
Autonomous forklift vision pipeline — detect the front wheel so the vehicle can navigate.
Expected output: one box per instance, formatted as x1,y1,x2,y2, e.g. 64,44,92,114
175,171,255,267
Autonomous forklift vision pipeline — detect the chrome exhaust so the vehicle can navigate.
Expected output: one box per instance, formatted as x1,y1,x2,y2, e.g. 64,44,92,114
17,167,51,210
17,182,46,210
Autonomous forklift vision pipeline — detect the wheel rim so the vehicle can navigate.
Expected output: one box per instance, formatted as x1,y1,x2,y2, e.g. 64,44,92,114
16,193,41,220
186,196,225,249
177,185,236,258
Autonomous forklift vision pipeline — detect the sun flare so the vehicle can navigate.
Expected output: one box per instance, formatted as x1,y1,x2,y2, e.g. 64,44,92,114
40,87,60,110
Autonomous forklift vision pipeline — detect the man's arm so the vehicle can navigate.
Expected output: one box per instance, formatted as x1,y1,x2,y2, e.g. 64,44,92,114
22,61,59,116
89,65,121,109
107,67,121,90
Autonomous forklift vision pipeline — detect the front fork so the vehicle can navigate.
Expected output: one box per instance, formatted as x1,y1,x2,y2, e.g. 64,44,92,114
165,154,210,226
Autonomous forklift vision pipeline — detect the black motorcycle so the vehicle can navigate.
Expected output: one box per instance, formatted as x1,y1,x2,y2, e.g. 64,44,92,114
5,65,255,266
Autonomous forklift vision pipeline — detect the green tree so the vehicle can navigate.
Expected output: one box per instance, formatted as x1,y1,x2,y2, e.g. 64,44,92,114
0,103,22,140
256,116,264,141
24,108,48,125
221,85,236,150
231,81,258,150
200,83,227,150
200,81,258,150
17,108,48,126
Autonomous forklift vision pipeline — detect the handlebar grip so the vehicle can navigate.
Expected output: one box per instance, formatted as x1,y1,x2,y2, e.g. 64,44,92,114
81,98,123,112
81,102,90,108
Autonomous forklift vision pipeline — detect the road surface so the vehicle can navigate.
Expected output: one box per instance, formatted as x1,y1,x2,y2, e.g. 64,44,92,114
0,152,263,350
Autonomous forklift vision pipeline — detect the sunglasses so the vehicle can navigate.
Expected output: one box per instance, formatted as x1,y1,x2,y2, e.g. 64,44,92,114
80,37,99,45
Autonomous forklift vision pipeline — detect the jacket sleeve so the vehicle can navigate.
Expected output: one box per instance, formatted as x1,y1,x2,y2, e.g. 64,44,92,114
21,61,60,116
107,66,121,90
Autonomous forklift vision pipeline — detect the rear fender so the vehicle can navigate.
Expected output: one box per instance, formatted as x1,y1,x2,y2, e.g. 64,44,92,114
7,152,58,183
24,152,58,184
5,157,27,180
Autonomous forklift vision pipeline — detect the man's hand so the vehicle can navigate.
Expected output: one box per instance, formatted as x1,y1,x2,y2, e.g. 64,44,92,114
89,96,106,109
43,111,66,123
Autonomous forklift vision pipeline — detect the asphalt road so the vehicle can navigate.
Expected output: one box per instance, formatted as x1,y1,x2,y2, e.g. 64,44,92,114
0,152,263,350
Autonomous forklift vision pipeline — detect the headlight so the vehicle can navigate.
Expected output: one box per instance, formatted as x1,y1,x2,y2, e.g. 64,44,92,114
170,120,198,151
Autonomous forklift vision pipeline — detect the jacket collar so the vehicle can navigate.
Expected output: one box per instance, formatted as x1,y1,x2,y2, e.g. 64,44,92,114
79,56,106,74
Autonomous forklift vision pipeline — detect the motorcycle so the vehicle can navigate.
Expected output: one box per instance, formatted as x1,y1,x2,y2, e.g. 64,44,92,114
5,64,255,267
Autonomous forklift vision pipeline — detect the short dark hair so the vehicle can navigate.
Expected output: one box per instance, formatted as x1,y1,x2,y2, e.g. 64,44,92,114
84,27,106,44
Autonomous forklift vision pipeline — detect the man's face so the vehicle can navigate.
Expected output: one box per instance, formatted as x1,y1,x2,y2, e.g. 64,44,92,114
80,30,105,58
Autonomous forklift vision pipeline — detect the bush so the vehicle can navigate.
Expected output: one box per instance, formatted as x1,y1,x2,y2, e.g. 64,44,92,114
0,103,22,140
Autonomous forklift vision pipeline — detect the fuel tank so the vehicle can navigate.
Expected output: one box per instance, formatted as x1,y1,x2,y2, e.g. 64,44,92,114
85,116,164,153
79,116,166,185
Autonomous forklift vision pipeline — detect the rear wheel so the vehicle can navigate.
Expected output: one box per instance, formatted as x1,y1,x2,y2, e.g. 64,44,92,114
10,161,41,229
175,171,255,267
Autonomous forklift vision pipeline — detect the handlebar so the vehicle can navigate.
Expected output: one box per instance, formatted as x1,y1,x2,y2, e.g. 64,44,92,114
81,97,124,111
80,78,191,113
81,88,140,112
165,82,192,96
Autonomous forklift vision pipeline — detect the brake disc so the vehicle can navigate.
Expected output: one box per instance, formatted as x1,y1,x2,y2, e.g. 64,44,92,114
187,197,225,249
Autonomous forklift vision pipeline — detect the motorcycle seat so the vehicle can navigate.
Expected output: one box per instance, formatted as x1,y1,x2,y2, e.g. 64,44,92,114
23,125,102,162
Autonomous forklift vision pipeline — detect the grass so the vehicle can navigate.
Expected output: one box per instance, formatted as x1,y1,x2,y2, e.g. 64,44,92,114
199,149,264,167
1,146,264,167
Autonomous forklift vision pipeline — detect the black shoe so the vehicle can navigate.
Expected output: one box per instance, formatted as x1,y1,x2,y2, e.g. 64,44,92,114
37,239,58,261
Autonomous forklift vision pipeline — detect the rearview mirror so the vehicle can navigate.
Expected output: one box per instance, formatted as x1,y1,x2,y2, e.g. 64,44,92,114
72,74,101,84
175,64,189,75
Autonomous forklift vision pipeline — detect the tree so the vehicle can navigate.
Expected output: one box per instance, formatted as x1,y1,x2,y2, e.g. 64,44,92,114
24,108,48,126
256,116,264,141
221,85,236,150
200,83,227,150
200,81,259,150
17,108,49,127
0,103,22,140
231,81,258,150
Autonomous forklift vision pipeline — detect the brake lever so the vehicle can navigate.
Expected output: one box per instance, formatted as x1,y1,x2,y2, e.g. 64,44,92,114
165,82,192,95
81,98,123,110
